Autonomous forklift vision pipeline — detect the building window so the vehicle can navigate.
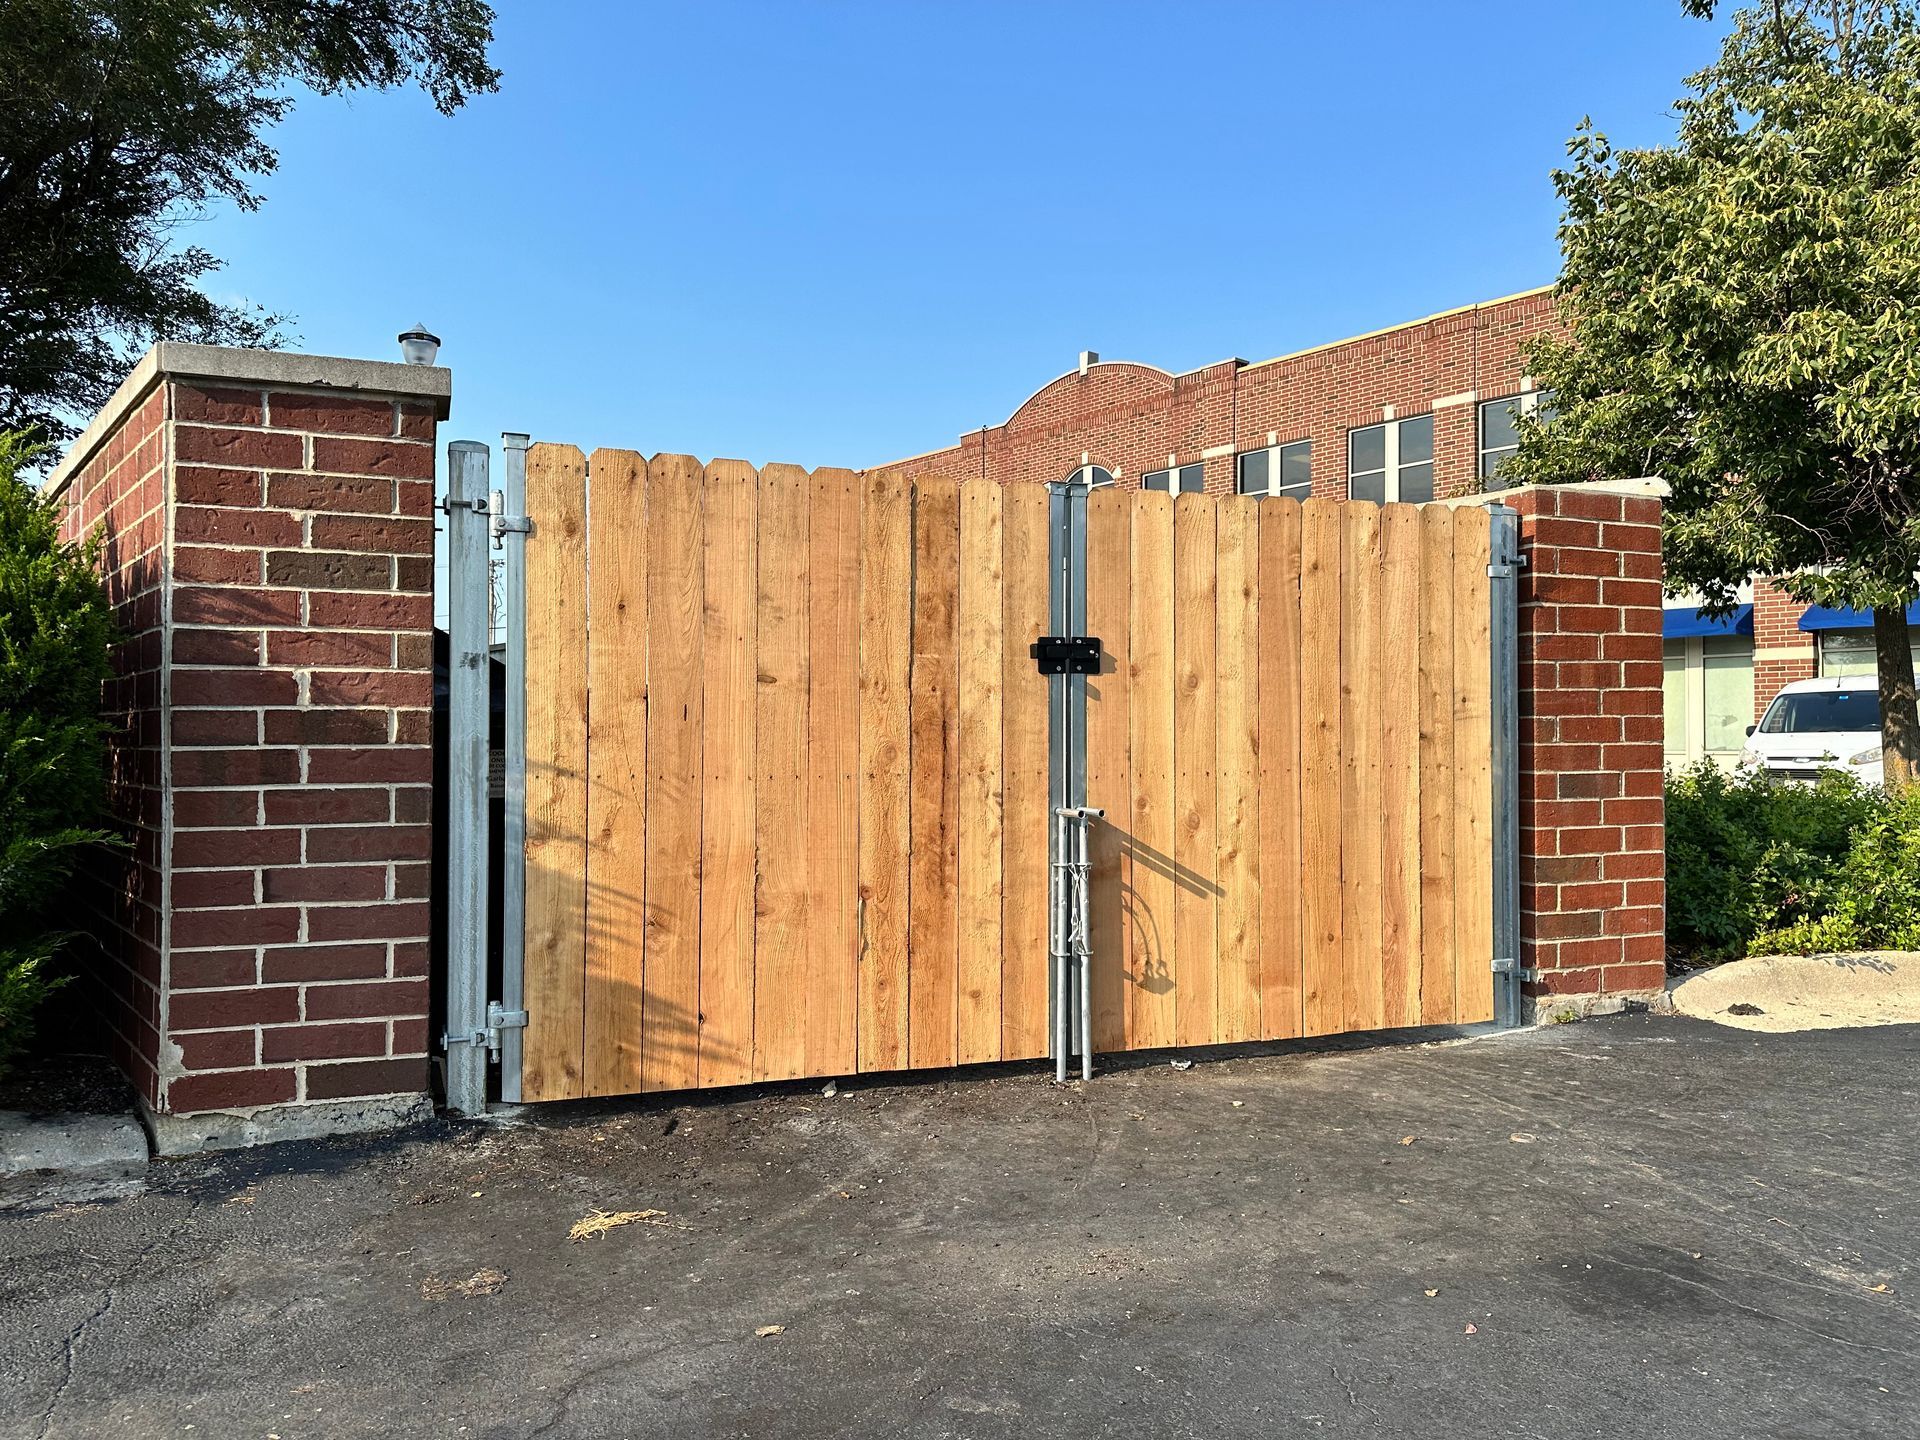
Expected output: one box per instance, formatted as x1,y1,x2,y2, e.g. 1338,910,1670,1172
1663,634,1755,765
1347,414,1433,503
1818,628,1920,679
1236,440,1311,500
1478,390,1553,488
1142,463,1203,493
1066,465,1115,489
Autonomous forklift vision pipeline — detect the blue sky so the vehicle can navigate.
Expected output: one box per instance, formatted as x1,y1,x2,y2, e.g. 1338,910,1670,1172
200,0,1726,472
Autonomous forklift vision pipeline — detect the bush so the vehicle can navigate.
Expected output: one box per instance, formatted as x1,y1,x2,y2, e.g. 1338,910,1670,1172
1665,762,1878,959
1666,761,1920,960
1752,786,1920,954
0,432,116,1072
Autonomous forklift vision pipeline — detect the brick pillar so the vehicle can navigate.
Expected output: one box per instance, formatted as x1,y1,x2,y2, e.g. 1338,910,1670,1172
1752,577,1816,720
1505,480,1667,1013
47,343,449,1147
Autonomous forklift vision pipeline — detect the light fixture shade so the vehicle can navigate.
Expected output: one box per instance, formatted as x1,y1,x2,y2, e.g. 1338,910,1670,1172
398,323,441,367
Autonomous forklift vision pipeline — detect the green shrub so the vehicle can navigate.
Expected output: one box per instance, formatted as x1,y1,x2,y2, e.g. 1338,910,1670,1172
1664,762,1885,960
0,431,116,1072
1752,786,1920,954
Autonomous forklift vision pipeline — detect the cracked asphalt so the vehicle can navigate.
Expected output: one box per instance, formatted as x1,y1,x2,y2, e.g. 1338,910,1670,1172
1,1012,1916,1439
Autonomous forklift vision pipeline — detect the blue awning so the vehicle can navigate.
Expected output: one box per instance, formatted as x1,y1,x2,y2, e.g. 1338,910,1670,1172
1799,599,1920,632
1663,603,1752,639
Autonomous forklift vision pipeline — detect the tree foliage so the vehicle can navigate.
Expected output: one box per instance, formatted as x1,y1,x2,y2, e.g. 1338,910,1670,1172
1510,0,1920,778
0,430,116,1070
0,0,498,442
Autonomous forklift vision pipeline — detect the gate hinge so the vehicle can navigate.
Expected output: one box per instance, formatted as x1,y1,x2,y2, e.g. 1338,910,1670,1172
1487,554,1528,580
1491,956,1539,981
443,1002,529,1059
489,489,533,545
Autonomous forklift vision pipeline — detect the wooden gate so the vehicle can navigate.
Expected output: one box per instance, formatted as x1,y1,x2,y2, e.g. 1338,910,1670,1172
518,448,1054,1101
1081,489,1495,1052
512,447,1498,1103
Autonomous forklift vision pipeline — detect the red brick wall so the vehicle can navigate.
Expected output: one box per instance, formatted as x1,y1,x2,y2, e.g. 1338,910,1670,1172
873,289,1558,501
55,370,440,1116
57,388,170,1104
1509,485,1667,1005
1752,577,1817,720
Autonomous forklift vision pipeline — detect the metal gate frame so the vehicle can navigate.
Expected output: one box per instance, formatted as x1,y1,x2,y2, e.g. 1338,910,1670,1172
442,440,1525,1115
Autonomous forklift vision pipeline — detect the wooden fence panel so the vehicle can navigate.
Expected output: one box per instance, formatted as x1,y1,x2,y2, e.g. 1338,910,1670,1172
856,473,913,1072
584,449,648,1095
752,465,810,1082
1000,484,1052,1060
1453,509,1497,1024
1128,489,1178,1050
1085,487,1133,1054
523,456,1500,1101
956,478,1005,1064
1216,495,1260,1044
698,460,757,1088
1256,497,1303,1040
522,444,588,1102
1419,505,1459,1025
1299,498,1345,1037
806,470,861,1076
908,478,962,1069
641,455,705,1092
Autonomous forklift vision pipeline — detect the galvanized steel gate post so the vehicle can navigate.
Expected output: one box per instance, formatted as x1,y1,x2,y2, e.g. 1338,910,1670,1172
1488,504,1525,1028
442,441,493,1116
1046,480,1093,1082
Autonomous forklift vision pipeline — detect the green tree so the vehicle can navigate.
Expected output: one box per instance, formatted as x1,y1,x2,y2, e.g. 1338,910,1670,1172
0,0,498,442
0,431,116,1070
1510,0,1920,785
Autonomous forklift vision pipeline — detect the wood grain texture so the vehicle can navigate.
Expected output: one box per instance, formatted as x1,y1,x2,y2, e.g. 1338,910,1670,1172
1084,486,1134,1054
856,472,913,1072
908,477,961,1069
1378,504,1423,1029
697,460,757,1088
956,478,1005,1065
1129,489,1177,1050
1172,494,1219,1047
640,454,705,1092
1340,502,1385,1032
1418,504,1458,1025
806,468,861,1077
584,448,648,1096
1256,496,1304,1041
1299,498,1344,1037
753,464,809,1081
1453,508,1496,1024
522,443,588,1101
1214,495,1260,1044
999,482,1052,1061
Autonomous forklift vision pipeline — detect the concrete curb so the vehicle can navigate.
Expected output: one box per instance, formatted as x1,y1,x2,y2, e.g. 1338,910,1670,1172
0,1110,150,1177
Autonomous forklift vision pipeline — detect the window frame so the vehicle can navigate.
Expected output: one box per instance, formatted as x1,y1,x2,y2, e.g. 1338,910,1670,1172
1346,414,1434,503
1663,632,1755,765
1065,464,1115,489
1141,462,1204,494
1478,389,1549,489
1236,439,1311,500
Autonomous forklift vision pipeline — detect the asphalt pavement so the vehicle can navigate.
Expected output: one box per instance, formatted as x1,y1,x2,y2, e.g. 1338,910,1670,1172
2,1013,1914,1439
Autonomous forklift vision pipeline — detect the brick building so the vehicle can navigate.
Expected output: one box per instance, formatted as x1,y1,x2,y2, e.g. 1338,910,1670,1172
875,285,1904,772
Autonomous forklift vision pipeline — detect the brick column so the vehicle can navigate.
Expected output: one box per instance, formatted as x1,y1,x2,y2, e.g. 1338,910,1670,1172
48,343,449,1148
1505,480,1668,1013
1751,577,1816,720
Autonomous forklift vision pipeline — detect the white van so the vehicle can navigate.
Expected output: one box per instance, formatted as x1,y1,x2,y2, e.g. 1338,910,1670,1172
1741,675,1883,785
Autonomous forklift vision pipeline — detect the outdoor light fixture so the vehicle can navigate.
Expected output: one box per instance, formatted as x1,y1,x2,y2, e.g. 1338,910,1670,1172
398,323,441,367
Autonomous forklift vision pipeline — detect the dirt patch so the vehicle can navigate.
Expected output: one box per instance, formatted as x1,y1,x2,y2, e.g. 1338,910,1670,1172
1669,950,1920,1031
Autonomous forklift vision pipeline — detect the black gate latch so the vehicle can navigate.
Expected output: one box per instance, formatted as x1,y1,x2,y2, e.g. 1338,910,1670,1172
1030,636,1102,675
